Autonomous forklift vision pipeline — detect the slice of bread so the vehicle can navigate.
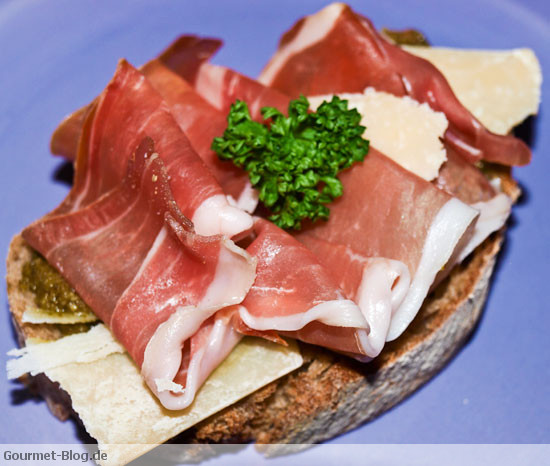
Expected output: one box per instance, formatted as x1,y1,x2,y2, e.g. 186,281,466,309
6,169,518,457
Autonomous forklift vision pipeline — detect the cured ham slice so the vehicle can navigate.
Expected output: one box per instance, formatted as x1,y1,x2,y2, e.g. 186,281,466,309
234,218,385,357
259,3,531,166
51,35,222,161
23,138,256,409
233,179,473,353
140,60,257,212
61,59,252,238
189,62,289,120
293,149,479,341
50,47,257,213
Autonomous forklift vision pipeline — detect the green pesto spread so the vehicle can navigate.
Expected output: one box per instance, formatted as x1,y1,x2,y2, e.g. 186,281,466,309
19,253,95,319
382,28,430,46
57,323,95,336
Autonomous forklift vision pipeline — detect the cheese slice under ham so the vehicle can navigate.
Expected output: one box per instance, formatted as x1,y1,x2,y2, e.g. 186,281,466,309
258,2,531,167
23,138,256,410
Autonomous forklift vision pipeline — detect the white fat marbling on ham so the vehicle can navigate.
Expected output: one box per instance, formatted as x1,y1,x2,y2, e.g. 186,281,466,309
149,311,242,410
143,306,207,398
238,299,367,331
197,238,258,309
231,183,259,214
192,194,253,238
457,192,511,262
386,197,478,340
354,258,410,355
258,3,346,86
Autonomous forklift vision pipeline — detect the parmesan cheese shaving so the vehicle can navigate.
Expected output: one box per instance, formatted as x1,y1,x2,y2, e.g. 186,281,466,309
50,338,301,466
7,329,302,466
403,46,542,134
6,324,124,379
309,89,448,181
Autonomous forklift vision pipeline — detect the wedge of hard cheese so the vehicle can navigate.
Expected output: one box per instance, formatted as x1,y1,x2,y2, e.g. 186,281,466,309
8,321,302,466
404,46,542,135
309,89,448,181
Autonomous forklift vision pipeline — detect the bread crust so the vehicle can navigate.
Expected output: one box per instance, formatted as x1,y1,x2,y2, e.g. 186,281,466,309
6,171,516,449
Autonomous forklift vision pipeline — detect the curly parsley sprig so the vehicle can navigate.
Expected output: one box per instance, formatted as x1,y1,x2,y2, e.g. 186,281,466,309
212,95,369,230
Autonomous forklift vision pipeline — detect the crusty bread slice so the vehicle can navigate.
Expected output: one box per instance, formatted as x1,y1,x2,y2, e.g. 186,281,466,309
6,169,518,454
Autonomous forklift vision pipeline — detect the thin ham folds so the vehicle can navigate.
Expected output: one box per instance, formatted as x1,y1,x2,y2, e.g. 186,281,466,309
50,44,256,213
236,219,380,358
293,149,478,340
155,30,514,240
164,39,505,273
62,59,252,238
157,42,488,340
141,60,257,212
23,138,256,410
259,3,531,166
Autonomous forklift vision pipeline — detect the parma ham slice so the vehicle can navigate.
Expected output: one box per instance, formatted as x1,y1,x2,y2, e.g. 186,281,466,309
259,3,530,166
232,158,477,350
61,59,252,239
23,138,256,410
293,149,479,340
51,50,257,214
235,218,380,357
141,60,257,212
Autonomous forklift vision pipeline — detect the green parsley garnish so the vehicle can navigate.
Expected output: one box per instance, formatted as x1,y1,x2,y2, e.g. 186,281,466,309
212,95,369,230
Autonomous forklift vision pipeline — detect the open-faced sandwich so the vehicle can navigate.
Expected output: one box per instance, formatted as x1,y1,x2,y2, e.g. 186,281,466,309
6,3,542,465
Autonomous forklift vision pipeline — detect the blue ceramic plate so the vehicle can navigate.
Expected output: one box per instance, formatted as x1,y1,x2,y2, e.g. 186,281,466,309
0,0,548,455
